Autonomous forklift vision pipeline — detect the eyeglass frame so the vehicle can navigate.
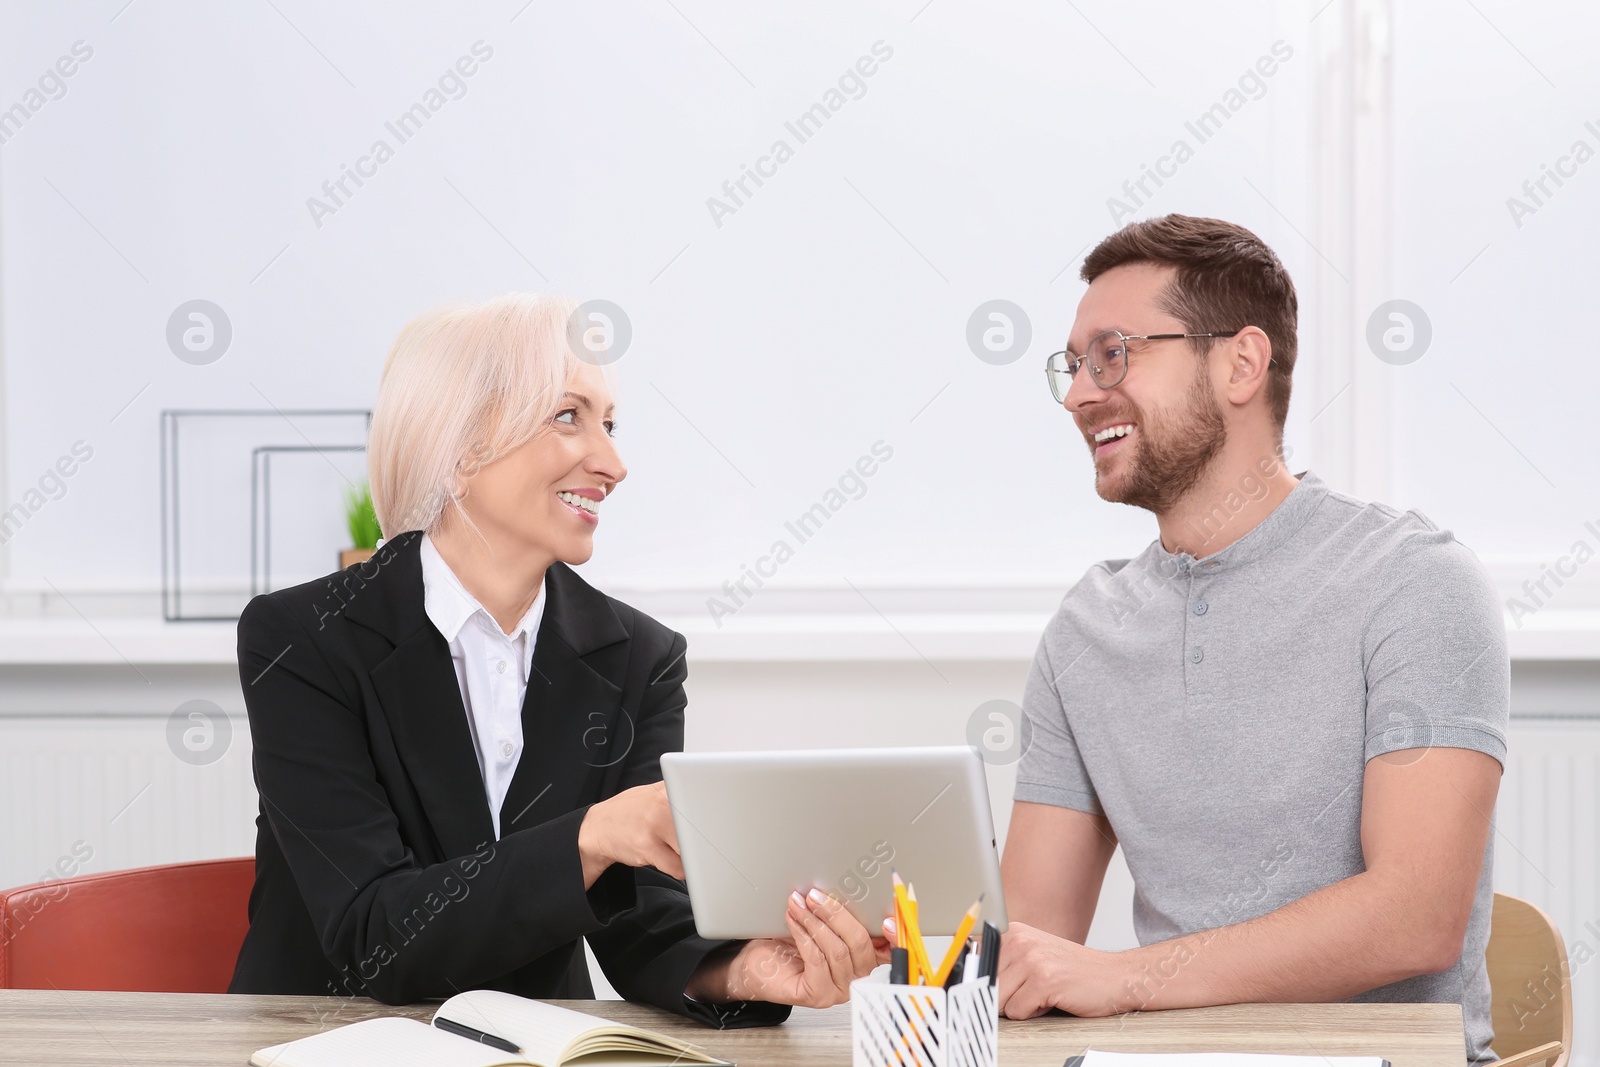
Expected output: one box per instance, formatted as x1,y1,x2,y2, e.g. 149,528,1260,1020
1045,328,1252,402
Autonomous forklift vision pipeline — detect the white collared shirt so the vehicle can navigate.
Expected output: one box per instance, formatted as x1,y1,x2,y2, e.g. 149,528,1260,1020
419,533,547,840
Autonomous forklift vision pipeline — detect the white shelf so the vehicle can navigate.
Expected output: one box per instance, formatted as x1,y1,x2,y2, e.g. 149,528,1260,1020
0,618,238,666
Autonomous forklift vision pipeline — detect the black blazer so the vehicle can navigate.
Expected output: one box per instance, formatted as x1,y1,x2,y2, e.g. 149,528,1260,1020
228,530,787,1027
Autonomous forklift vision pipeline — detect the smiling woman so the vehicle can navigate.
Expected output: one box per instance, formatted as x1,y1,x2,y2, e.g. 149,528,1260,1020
367,293,579,541
227,291,888,1020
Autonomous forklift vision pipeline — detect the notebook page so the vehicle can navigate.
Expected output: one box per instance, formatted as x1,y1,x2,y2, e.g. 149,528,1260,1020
435,990,727,1066
1081,1051,1386,1067
250,1017,525,1067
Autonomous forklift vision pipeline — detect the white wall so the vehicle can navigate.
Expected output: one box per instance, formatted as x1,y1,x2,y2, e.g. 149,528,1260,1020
5,1,1595,616
1389,2,1600,565
6,0,1319,604
7,2,1598,611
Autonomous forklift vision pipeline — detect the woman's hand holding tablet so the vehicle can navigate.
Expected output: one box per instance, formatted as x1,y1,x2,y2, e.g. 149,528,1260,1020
583,780,892,1007
686,889,893,1008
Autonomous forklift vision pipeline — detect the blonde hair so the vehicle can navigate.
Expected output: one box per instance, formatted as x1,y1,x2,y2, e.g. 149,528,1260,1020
369,292,578,537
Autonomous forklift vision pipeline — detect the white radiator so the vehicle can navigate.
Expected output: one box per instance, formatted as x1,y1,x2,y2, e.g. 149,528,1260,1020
0,715,259,891
1494,717,1600,1067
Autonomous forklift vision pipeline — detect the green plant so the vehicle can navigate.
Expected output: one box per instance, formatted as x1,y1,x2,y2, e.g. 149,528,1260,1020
344,481,381,549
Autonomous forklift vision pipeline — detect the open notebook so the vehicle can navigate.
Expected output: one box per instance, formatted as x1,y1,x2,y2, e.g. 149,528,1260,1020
249,989,734,1067
1066,1053,1390,1067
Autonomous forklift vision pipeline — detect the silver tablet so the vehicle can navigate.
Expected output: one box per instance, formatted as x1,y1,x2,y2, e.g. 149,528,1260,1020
661,746,1007,940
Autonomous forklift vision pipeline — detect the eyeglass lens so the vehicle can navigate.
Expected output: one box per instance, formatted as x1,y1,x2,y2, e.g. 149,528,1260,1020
1046,331,1127,402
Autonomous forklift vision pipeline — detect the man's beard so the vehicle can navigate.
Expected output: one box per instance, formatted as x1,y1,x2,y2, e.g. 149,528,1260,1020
1093,366,1227,514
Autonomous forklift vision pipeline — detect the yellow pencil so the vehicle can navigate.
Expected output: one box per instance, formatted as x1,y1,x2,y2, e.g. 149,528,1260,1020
892,894,909,973
891,872,919,983
889,876,928,985
901,883,935,984
930,895,984,987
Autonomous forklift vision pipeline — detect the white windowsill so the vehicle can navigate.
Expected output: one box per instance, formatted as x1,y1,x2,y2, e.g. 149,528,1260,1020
0,609,1596,665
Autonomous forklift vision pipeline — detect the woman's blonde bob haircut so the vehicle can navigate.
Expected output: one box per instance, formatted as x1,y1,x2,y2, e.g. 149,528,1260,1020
369,292,579,537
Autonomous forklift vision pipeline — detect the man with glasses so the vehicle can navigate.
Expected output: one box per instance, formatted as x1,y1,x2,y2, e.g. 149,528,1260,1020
998,214,1507,1066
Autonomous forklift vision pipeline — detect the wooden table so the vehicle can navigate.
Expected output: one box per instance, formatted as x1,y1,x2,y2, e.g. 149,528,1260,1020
0,990,1466,1066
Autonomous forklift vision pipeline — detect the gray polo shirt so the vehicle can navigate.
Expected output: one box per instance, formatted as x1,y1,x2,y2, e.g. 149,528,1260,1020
1014,471,1508,1065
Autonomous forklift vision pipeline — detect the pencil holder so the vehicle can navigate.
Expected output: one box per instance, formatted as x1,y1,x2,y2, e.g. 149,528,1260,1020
849,973,999,1067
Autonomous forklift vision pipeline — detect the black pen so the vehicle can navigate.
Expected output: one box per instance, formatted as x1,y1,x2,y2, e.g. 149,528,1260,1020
434,1016,522,1054
889,946,909,985
977,921,1001,986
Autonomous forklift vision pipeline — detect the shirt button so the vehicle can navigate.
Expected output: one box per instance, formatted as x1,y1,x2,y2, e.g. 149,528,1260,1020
500,741,514,758
1191,647,1204,663
496,660,507,674
1194,600,1208,615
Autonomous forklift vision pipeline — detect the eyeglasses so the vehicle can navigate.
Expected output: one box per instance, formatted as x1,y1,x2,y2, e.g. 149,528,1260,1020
1045,328,1244,402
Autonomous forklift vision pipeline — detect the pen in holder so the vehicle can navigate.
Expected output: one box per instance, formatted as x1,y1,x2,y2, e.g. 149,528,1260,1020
850,972,998,1067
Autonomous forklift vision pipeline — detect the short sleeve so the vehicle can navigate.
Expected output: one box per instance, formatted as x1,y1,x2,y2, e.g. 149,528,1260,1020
1013,624,1103,815
1362,530,1509,767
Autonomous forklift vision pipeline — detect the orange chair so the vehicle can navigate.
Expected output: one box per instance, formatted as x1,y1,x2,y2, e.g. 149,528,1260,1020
0,857,255,992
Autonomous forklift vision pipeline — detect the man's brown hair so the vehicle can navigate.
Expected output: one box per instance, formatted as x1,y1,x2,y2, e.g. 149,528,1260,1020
1081,214,1297,434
